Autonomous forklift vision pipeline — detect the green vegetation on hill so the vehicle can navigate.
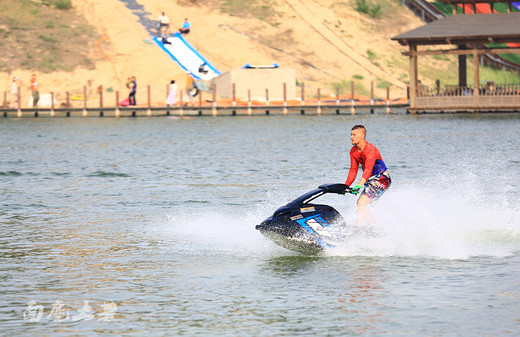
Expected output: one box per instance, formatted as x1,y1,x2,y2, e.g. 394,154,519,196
0,0,98,73
432,1,519,16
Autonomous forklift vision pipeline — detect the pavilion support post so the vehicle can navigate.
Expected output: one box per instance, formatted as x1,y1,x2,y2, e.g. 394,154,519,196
473,47,480,97
458,45,467,88
409,44,417,110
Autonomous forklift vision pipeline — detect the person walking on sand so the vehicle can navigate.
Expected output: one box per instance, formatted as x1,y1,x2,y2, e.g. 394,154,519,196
166,80,178,106
30,74,40,108
345,125,391,227
128,76,137,106
10,77,20,108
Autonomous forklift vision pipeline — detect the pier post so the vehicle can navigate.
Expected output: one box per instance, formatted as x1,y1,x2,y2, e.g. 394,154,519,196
99,85,103,109
99,85,103,117
301,82,305,106
265,88,269,114
350,81,355,115
179,88,184,116
147,85,152,117
370,81,375,113
66,91,70,117
83,85,88,117
115,91,120,117
50,92,55,117
247,89,252,115
17,86,22,118
300,82,305,114
370,81,374,106
386,87,391,114
232,83,236,107
212,84,217,116
265,88,270,115
317,88,322,115
179,87,184,117
283,82,288,115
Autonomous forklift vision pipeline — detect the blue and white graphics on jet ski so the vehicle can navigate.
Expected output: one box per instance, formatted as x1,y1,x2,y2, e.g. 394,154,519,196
256,183,362,254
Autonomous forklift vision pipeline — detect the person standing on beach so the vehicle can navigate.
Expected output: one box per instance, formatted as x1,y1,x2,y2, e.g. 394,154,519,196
30,74,40,108
166,80,178,106
129,76,137,106
10,77,20,108
157,12,170,36
345,125,391,226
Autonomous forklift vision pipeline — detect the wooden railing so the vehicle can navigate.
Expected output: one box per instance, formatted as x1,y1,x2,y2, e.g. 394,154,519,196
415,83,520,110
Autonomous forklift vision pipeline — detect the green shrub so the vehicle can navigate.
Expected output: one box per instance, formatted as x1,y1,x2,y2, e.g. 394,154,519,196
53,0,72,10
354,0,370,14
369,3,382,18
367,49,377,61
354,0,382,18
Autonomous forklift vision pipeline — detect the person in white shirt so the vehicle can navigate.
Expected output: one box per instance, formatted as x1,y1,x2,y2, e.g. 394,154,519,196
157,12,170,36
166,80,178,106
10,77,19,108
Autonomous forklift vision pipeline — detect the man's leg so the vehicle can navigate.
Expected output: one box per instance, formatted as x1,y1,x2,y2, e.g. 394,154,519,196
356,195,372,226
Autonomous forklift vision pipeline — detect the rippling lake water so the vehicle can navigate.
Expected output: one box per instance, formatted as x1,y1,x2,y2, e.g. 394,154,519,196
1,114,519,336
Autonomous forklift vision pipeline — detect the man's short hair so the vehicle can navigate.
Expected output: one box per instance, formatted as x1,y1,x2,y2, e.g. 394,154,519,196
352,125,366,135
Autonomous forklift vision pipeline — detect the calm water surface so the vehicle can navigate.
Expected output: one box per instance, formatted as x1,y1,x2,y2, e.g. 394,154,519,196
1,114,519,336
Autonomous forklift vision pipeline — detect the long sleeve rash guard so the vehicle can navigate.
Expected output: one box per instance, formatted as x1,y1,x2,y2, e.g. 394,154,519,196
345,142,386,186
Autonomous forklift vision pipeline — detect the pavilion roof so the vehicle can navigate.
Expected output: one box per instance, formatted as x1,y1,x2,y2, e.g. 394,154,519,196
392,12,520,46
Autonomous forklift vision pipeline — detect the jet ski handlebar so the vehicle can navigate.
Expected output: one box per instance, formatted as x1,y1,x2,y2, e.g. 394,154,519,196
273,183,354,217
318,183,353,194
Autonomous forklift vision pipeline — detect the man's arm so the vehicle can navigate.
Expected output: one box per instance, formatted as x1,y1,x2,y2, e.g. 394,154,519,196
345,154,358,186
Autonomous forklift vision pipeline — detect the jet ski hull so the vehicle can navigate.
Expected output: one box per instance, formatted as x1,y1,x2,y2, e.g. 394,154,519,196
257,184,352,254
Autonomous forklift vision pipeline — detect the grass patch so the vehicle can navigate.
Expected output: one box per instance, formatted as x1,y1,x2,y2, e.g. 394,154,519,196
353,0,382,18
38,34,58,43
42,0,72,10
376,79,391,89
367,49,377,61
0,0,98,73
218,0,280,25
332,79,371,97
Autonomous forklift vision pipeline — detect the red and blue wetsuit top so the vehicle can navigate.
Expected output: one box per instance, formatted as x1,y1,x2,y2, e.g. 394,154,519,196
345,142,387,186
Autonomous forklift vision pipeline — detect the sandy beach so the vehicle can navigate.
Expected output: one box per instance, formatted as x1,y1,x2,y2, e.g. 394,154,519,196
1,0,424,107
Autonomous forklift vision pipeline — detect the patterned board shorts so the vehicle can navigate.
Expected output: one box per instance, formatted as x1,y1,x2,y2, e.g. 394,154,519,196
361,171,391,201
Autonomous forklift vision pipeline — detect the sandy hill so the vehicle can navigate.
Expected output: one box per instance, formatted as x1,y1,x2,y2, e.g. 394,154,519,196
1,0,426,106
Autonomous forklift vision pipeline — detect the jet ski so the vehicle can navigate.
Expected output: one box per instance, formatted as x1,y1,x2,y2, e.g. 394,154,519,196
256,183,375,254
